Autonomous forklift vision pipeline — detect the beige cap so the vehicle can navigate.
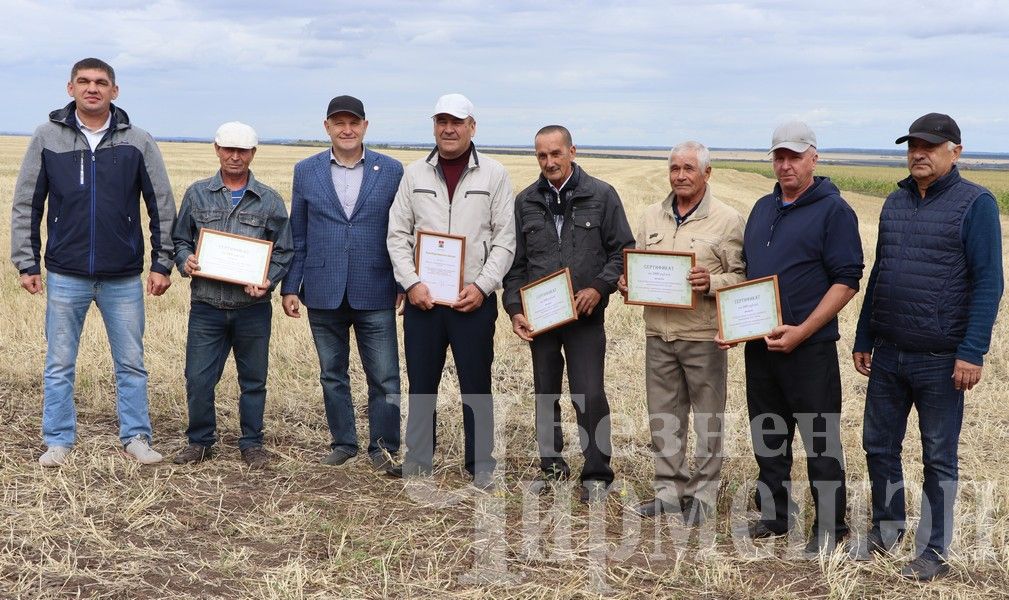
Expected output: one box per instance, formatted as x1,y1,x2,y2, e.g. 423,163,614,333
214,121,258,149
770,120,817,153
432,93,474,119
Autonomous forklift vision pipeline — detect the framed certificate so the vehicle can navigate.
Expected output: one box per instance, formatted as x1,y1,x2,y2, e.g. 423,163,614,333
520,268,577,336
624,249,695,309
714,275,783,344
193,228,273,288
415,230,466,305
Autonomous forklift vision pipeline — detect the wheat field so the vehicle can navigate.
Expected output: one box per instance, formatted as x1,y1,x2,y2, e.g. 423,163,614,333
1,135,1007,599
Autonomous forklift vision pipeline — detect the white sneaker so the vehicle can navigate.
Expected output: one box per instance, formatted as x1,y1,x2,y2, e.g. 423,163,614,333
39,446,71,467
124,435,163,465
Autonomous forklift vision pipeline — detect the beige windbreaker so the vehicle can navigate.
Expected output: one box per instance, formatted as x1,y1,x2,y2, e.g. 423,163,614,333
387,147,516,295
636,186,746,341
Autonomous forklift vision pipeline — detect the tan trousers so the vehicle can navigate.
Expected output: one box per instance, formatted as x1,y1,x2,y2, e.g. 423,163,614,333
646,337,727,508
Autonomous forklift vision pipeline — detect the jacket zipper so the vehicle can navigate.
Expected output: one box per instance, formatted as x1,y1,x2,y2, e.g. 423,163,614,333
90,152,96,274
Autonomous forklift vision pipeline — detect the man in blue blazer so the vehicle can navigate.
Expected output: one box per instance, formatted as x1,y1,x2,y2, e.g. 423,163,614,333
281,95,405,469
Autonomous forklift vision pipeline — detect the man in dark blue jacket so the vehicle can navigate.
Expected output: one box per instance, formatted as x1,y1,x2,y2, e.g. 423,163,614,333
852,113,1004,581
721,121,863,554
10,58,176,467
280,95,404,470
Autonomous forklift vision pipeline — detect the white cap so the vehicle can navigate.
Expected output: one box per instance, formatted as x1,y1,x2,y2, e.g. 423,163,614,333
432,93,474,119
214,121,258,149
769,120,816,153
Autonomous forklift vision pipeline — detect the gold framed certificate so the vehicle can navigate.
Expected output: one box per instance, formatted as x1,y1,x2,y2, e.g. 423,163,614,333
520,268,577,336
193,228,273,288
624,249,695,309
714,275,783,344
415,230,466,305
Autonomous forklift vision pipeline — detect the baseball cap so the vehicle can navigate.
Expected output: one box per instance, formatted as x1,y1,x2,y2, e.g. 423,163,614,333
326,95,365,119
214,121,258,149
770,120,817,153
432,93,474,119
895,112,961,145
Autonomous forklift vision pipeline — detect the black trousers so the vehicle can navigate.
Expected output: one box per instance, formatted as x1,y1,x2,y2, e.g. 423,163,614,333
530,311,613,484
402,295,497,475
744,339,848,537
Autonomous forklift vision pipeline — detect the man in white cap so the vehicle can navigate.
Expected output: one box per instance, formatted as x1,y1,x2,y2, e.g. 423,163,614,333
386,94,516,489
171,122,293,469
718,121,863,554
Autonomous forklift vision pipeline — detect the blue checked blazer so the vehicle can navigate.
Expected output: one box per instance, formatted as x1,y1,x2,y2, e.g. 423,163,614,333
280,149,404,309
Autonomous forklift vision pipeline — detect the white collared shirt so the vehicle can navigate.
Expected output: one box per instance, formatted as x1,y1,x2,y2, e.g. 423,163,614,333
330,148,366,217
76,111,111,152
549,173,574,236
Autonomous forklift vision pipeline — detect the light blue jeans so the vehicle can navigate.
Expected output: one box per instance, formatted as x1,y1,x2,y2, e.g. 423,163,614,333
43,272,152,447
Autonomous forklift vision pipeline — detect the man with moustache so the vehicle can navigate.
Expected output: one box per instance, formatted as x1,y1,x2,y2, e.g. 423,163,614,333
853,113,1003,580
503,125,635,503
11,57,176,467
281,96,405,470
172,122,293,469
719,121,863,554
386,94,515,489
617,141,745,522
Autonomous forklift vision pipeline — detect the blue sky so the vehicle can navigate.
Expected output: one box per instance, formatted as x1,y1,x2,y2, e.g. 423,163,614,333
4,0,1009,151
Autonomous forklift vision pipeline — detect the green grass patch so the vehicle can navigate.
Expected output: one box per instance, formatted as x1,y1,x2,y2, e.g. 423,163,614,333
714,160,1009,213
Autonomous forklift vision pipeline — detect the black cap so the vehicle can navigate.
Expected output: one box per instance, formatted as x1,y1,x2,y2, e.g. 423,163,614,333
326,95,365,119
895,112,961,145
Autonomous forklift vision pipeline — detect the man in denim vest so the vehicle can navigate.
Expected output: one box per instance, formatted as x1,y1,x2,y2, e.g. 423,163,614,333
853,113,1004,580
171,122,293,469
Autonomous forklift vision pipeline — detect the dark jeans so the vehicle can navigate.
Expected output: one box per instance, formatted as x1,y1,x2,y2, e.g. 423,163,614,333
862,341,964,559
530,311,613,484
745,340,848,537
307,304,401,458
402,294,497,476
185,301,271,450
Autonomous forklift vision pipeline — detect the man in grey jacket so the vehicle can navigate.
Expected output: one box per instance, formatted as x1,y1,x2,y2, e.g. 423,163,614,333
10,58,176,467
503,125,634,503
386,94,515,489
171,122,293,469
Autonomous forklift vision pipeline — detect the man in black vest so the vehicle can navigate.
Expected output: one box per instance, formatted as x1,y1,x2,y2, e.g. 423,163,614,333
853,113,1004,581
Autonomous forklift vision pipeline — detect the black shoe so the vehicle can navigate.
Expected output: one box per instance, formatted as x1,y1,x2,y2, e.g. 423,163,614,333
748,520,787,540
579,481,610,504
900,555,950,581
370,452,394,471
804,530,849,556
385,461,431,478
632,497,678,517
866,528,902,556
682,497,713,527
173,443,212,465
472,471,496,492
321,449,354,466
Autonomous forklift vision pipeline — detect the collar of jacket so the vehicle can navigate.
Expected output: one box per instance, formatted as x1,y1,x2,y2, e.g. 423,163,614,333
896,163,962,199
662,184,712,223
204,169,265,199
425,143,480,170
535,162,584,196
51,101,131,133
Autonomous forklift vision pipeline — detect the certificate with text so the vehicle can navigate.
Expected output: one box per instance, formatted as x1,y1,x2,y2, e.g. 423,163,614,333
624,249,695,309
520,268,577,336
715,275,783,344
415,231,465,305
193,228,273,288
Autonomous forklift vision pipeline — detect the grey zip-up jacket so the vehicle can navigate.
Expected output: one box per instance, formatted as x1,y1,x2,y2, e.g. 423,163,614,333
387,145,516,295
10,102,176,277
172,170,293,309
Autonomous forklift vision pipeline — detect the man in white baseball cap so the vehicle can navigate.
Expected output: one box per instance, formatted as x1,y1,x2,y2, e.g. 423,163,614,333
171,121,293,469
386,94,516,490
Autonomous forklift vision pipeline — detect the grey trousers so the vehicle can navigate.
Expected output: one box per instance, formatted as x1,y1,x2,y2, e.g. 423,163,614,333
645,337,727,507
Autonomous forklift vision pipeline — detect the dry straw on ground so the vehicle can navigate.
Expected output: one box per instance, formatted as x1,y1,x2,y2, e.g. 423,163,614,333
1,135,1007,599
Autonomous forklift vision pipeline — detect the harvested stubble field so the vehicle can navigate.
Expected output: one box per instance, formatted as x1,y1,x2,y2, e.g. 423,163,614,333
1,134,1008,600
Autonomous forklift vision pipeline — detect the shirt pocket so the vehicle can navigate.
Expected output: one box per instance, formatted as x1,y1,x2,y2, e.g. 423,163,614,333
689,234,721,268
192,209,226,229
236,211,269,239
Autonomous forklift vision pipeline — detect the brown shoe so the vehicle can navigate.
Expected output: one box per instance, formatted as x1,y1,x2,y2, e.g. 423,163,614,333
241,446,270,469
173,443,212,465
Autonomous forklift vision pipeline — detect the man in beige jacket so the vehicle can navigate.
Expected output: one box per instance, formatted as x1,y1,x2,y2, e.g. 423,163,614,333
619,141,745,525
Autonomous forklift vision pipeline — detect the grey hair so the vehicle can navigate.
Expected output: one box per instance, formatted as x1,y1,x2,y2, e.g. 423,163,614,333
669,141,711,171
947,141,958,150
